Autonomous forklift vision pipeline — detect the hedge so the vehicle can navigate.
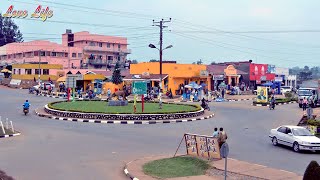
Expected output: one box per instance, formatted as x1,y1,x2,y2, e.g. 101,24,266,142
253,98,296,105
47,100,202,114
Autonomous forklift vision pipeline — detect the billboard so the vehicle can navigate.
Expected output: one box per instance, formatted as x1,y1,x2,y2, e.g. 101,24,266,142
184,133,221,159
256,86,268,103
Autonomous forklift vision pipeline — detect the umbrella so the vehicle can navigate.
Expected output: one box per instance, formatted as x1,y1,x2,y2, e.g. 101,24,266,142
1,69,9,73
185,82,200,89
261,82,273,87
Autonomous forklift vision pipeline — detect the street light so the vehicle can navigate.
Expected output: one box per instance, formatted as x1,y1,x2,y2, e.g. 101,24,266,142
148,43,173,109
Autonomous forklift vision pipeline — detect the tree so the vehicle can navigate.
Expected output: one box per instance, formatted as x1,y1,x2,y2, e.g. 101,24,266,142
111,63,123,85
131,60,138,64
0,14,23,46
304,66,310,71
149,59,158,62
210,61,217,65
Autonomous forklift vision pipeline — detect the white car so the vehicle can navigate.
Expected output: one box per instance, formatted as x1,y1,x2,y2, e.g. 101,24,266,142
280,86,292,94
269,125,320,152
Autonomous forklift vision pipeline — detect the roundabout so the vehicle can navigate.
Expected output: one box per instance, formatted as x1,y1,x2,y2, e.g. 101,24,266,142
35,100,214,124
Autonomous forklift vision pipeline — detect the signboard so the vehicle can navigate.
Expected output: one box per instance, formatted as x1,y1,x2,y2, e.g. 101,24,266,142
200,70,209,77
9,79,21,86
224,65,237,76
275,77,283,82
213,75,224,80
256,86,268,103
184,133,221,159
132,81,147,95
66,74,83,88
260,76,266,81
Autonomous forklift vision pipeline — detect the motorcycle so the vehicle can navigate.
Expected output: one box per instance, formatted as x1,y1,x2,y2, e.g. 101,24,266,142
201,101,211,111
23,105,29,115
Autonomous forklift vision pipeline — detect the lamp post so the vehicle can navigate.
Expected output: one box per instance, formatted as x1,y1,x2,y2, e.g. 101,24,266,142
149,44,172,108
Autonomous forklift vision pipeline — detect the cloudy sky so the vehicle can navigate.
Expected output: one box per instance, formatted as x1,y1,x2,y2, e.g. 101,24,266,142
1,0,320,67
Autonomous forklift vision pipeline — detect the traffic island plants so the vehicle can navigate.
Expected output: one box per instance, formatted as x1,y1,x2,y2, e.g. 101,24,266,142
253,92,297,106
143,156,210,179
306,119,320,138
48,100,200,114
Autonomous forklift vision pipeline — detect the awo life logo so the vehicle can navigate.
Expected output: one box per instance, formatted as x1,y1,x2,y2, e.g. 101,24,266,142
2,5,53,22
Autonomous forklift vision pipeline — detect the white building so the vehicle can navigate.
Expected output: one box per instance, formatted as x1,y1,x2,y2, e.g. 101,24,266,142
275,67,297,88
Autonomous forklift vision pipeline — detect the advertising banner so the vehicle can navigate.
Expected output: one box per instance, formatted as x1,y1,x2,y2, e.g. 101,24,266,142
184,133,221,159
256,86,268,103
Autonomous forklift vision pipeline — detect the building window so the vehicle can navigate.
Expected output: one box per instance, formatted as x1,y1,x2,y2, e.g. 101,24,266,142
43,69,49,75
78,53,82,58
86,41,87,44
46,51,51,56
118,44,121,49
13,69,16,74
65,53,68,57
118,56,120,61
25,69,32,75
72,53,76,58
35,69,41,75
40,51,45,56
89,42,95,46
99,43,102,47
18,69,21,75
52,52,57,57
107,43,110,48
34,51,39,56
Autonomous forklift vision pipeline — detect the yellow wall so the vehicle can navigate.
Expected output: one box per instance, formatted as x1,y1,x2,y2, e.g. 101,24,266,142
83,74,105,80
103,82,123,94
12,64,63,69
12,74,59,80
130,63,209,95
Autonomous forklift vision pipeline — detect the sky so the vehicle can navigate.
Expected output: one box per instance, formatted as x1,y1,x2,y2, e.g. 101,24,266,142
1,0,320,68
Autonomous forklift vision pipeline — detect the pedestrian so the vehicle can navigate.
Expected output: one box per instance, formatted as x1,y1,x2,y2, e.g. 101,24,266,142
221,88,225,98
302,97,308,111
212,127,219,138
107,88,111,100
78,88,82,98
218,127,228,148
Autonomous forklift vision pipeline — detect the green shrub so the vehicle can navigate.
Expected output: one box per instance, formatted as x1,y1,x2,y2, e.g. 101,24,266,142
307,120,320,126
303,160,320,180
284,92,293,99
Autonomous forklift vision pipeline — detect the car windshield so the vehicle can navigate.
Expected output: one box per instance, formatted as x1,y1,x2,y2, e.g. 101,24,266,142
292,128,313,136
298,90,312,96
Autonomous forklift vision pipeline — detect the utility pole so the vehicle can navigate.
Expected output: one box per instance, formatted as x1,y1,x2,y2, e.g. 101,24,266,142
38,49,41,85
153,18,171,93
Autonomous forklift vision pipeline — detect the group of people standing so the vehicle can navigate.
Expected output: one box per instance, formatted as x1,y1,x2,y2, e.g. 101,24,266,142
212,127,228,147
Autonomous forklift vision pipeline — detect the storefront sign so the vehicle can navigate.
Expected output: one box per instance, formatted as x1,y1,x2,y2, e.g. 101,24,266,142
200,70,209,77
184,133,221,159
260,76,266,81
66,74,83,88
224,65,237,76
213,75,224,80
256,86,268,103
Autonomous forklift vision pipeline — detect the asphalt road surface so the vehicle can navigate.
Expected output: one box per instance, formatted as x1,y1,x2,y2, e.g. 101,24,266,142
0,87,318,180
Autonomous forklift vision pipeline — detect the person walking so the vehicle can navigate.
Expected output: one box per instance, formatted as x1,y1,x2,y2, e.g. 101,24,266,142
302,97,308,111
212,128,219,138
107,88,111,100
218,127,228,148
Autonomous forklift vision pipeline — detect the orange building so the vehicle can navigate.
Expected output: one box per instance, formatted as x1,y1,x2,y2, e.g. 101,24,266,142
129,62,210,95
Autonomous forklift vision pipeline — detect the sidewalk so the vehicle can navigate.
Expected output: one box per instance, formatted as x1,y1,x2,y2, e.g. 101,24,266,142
124,155,302,180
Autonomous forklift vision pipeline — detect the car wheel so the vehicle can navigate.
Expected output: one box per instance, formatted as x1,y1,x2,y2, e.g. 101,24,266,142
293,142,300,152
272,137,278,146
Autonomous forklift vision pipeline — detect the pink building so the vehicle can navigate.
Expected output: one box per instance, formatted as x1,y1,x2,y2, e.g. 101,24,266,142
0,29,131,70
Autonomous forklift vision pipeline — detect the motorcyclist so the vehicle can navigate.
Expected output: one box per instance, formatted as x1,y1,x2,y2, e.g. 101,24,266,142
23,100,30,110
201,98,207,109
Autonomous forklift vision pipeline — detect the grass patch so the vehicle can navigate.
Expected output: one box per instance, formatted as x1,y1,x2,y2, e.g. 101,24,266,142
49,101,200,114
0,128,15,136
143,156,210,178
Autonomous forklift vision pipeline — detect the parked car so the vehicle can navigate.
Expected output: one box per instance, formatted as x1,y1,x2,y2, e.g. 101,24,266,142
40,82,55,90
269,125,320,152
280,86,292,94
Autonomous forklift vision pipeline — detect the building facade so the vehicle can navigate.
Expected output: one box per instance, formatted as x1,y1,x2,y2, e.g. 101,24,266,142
275,67,297,88
0,30,131,70
130,62,210,95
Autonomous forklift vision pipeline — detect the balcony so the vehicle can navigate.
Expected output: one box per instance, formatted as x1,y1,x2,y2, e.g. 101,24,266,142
88,59,106,66
83,46,131,54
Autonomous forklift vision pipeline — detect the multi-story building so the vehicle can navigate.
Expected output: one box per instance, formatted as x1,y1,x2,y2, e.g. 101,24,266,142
0,29,131,70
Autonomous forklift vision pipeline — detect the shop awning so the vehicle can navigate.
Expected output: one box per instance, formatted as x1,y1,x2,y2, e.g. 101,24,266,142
123,74,168,81
57,76,66,82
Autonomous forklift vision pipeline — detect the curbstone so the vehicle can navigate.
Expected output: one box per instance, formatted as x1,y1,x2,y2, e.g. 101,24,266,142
124,166,139,180
35,109,215,125
252,101,297,107
0,132,21,139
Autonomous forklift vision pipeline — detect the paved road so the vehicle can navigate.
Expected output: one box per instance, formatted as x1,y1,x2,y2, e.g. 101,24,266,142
0,87,318,180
